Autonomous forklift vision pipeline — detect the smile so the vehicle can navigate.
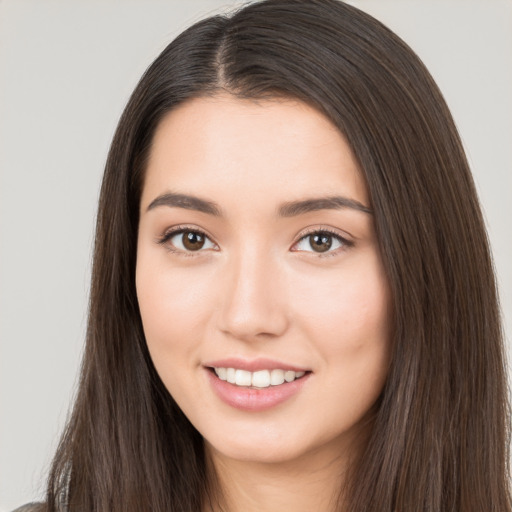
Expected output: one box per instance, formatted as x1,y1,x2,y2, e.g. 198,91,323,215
213,367,306,388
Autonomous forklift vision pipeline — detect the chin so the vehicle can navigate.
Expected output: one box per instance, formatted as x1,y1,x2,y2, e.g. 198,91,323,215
204,430,308,465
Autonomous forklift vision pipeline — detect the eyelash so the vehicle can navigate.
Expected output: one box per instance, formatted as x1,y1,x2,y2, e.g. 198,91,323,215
156,225,354,258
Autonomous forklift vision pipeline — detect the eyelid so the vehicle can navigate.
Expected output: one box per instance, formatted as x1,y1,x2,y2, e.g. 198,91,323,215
156,225,218,255
291,226,354,257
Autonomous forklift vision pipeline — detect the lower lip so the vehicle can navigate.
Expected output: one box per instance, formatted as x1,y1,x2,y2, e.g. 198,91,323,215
205,369,310,412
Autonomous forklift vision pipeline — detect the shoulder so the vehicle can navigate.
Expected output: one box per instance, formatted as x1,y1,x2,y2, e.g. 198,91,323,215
11,504,46,512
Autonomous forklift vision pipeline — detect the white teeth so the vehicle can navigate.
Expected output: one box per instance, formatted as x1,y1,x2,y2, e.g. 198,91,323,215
216,367,227,381
213,367,307,388
284,370,295,382
235,369,252,386
226,367,236,384
252,370,271,388
270,369,285,385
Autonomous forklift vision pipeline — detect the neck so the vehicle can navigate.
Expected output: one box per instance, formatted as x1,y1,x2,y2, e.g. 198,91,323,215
203,442,356,512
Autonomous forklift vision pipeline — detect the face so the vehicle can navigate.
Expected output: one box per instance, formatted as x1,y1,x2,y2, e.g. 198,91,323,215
136,95,391,466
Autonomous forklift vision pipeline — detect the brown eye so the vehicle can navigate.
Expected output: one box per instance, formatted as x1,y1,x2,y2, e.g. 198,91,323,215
309,233,332,253
182,231,205,251
160,228,216,253
293,230,351,255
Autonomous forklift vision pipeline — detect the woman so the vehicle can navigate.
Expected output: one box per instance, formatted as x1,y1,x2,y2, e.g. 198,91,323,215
18,0,511,510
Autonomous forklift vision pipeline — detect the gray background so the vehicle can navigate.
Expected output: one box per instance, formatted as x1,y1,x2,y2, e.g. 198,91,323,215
1,1,511,509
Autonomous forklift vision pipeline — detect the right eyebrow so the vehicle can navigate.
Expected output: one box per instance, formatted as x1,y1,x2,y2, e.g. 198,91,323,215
146,192,223,216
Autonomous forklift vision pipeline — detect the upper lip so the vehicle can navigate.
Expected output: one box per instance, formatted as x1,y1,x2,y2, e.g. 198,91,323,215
204,357,310,373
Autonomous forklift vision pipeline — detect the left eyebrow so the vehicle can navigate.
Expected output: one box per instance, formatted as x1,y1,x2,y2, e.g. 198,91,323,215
278,196,373,216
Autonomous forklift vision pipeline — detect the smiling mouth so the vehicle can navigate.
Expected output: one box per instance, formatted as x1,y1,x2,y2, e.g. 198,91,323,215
210,367,309,389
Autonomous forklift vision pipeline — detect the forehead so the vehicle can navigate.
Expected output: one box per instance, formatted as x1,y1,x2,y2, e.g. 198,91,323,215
141,94,368,211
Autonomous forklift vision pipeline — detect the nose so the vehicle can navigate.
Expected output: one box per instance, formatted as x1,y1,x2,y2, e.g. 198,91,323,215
217,246,289,342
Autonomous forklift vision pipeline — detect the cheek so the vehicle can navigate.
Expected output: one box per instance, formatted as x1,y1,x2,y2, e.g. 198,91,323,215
291,252,391,400
293,253,390,347
135,251,218,372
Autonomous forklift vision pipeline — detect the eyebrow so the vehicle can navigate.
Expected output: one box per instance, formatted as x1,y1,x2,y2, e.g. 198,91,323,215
147,192,221,216
278,196,373,216
146,192,373,216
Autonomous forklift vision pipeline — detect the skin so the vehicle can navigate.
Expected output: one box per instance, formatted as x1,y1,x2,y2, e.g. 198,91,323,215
136,94,391,512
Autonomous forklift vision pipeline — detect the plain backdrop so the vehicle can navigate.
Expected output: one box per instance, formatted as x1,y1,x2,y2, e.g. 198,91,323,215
1,0,511,509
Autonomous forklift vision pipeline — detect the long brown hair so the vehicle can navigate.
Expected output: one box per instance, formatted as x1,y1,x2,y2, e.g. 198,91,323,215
45,1,511,510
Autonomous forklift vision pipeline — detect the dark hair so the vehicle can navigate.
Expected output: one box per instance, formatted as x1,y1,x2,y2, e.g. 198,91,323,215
45,0,511,510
